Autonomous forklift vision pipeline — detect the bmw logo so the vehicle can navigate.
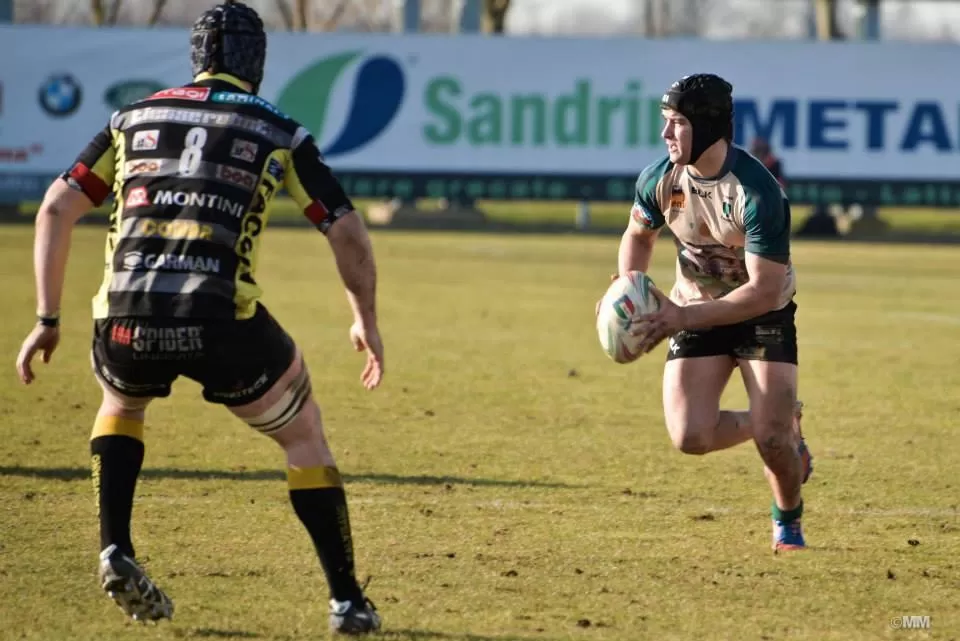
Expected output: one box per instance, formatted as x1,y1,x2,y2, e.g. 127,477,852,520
39,73,83,117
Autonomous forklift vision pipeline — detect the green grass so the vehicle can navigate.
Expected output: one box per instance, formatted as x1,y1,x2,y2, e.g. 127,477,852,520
17,198,960,236
1,226,959,640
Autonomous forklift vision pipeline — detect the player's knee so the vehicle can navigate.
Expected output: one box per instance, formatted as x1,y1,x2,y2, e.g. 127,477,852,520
100,389,150,415
667,418,713,455
754,420,793,453
241,360,314,436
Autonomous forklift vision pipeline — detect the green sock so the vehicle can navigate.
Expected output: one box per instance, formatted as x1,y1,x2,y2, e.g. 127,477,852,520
772,500,803,523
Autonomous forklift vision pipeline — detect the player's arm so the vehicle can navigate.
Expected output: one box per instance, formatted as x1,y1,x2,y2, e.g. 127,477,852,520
36,124,116,318
283,131,376,328
680,185,790,330
618,168,666,275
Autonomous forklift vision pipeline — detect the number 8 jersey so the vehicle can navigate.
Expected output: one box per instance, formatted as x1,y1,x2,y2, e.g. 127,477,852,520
63,73,355,321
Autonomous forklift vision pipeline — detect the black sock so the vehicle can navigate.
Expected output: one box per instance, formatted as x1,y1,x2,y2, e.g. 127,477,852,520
91,434,144,558
288,466,363,604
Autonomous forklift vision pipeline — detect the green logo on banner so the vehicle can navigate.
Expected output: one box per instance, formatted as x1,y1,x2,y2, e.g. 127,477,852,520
276,51,405,158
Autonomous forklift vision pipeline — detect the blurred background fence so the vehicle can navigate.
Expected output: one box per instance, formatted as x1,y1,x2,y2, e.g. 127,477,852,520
4,0,960,240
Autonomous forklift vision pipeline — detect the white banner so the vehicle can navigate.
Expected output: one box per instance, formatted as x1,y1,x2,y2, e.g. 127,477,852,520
2,25,960,180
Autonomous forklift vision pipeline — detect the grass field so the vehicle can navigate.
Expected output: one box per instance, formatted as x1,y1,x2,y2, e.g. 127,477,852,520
1,224,959,641
17,197,960,237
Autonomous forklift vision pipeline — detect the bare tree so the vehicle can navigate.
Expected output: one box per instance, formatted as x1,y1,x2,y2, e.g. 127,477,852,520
274,0,294,30
323,0,391,32
90,0,123,25
293,0,308,30
107,0,122,22
147,0,167,26
667,0,707,37
317,0,350,30
814,0,840,39
643,0,670,37
14,0,58,23
416,0,453,32
482,0,510,34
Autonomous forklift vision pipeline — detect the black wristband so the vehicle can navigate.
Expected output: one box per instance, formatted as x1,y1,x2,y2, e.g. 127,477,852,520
38,315,60,328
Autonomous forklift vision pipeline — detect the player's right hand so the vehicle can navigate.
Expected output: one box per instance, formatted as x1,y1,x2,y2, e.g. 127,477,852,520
16,325,60,385
349,321,384,390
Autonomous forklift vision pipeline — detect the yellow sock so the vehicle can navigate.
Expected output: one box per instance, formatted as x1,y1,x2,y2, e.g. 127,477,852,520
287,465,343,490
91,415,144,441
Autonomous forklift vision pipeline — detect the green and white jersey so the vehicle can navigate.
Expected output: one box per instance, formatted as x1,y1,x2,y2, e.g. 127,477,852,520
630,145,796,310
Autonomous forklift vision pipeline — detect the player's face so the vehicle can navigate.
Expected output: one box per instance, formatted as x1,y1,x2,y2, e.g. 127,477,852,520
661,109,693,165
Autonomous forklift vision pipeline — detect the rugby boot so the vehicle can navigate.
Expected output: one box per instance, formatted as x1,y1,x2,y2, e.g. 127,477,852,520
98,544,174,622
772,518,807,551
329,597,382,635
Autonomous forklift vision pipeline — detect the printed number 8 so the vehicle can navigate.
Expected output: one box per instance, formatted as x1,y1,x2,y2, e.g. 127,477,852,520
178,127,208,176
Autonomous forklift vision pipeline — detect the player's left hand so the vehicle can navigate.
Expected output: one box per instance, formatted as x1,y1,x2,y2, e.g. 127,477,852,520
349,321,384,391
16,325,61,385
632,287,686,354
594,273,619,317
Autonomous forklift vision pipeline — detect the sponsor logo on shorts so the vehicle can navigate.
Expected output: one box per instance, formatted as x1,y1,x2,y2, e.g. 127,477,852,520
126,186,150,208
668,337,680,354
122,251,221,273
132,325,204,354
132,129,159,151
217,372,270,400
230,139,258,163
110,323,205,361
110,324,133,345
148,87,211,102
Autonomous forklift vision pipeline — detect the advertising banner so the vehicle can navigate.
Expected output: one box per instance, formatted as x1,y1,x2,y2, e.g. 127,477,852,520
2,26,959,206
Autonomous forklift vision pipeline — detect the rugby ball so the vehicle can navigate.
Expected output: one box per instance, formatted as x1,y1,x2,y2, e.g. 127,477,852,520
596,271,661,364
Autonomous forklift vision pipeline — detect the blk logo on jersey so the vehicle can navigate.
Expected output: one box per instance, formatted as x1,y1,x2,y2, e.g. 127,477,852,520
691,184,712,199
230,139,258,163
132,129,159,151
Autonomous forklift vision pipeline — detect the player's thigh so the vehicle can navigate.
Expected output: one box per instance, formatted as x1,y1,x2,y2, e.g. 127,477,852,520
663,330,736,450
738,360,797,438
91,319,177,414
189,304,319,443
733,301,799,435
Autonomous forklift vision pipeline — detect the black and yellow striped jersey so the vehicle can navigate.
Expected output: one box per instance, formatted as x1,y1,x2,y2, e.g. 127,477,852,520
63,73,354,321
